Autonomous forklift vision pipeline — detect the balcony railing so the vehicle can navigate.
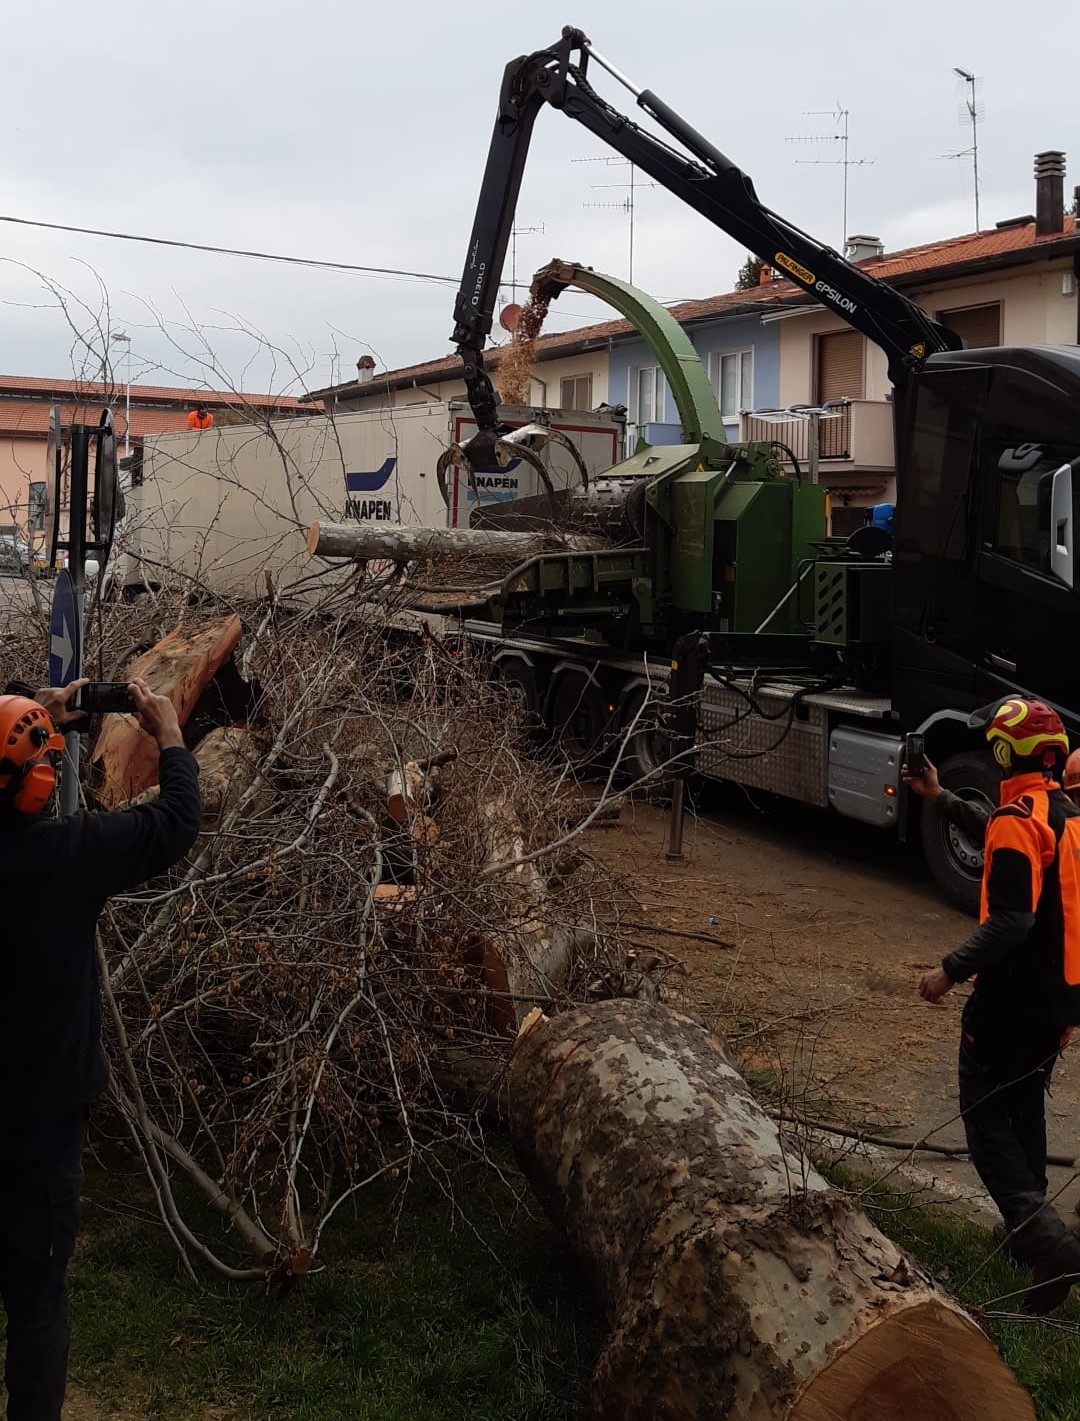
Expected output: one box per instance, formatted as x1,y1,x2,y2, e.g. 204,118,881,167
739,400,895,475
741,404,851,467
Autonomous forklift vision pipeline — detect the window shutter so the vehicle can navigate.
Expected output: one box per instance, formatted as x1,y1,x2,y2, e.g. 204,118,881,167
939,303,1001,349
816,331,865,403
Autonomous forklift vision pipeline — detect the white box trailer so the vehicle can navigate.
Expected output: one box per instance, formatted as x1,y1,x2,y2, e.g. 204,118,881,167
115,402,623,597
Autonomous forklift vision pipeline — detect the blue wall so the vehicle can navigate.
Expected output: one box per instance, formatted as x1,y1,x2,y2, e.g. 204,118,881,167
607,311,780,442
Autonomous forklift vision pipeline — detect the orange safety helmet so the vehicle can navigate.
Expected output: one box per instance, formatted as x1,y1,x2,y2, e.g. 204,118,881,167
0,695,66,814
1064,748,1080,793
984,697,1069,772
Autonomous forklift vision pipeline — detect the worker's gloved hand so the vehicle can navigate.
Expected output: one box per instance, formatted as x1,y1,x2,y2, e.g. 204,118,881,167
902,754,940,799
33,677,90,729
129,679,185,751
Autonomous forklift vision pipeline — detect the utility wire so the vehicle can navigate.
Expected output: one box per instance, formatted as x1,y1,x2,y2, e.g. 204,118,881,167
0,213,459,286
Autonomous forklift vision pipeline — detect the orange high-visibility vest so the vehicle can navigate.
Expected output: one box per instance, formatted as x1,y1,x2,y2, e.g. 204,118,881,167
186,410,214,430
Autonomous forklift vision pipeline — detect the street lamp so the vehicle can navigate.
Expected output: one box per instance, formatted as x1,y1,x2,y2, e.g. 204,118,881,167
109,331,132,457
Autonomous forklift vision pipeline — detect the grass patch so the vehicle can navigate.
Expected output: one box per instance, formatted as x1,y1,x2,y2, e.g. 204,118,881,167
69,1146,601,1420
833,1167,1080,1421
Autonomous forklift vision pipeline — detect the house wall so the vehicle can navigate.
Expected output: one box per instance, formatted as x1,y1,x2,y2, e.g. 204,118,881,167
0,435,46,529
343,350,610,415
778,259,1079,407
607,313,780,439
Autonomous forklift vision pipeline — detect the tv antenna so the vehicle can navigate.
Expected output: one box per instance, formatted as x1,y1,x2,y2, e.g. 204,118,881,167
941,68,983,232
787,103,874,248
506,222,545,300
574,156,655,283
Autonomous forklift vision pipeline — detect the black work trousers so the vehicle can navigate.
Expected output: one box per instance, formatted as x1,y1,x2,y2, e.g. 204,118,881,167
957,1040,1072,1260
0,1112,84,1421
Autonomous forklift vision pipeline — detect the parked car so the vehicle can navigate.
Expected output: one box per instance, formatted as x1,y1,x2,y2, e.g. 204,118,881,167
0,534,31,575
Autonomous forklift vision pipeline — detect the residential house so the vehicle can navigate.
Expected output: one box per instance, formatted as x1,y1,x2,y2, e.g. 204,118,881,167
745,152,1080,532
0,377,314,539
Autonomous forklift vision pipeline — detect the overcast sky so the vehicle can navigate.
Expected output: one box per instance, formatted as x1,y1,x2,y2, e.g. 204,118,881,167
1,0,1076,397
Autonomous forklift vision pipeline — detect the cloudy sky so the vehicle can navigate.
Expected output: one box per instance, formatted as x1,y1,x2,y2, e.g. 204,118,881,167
1,0,1076,397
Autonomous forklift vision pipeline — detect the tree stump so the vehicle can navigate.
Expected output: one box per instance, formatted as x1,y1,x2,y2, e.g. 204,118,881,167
507,999,1034,1421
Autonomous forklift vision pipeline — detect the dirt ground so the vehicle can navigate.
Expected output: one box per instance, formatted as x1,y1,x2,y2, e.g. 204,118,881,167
587,787,1080,1223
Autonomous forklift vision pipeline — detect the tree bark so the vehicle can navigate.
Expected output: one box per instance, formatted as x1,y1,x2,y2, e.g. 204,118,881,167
507,999,1034,1421
307,521,597,562
91,616,243,807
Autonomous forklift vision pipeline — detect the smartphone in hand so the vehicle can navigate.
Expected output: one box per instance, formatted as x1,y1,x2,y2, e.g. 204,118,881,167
904,732,926,778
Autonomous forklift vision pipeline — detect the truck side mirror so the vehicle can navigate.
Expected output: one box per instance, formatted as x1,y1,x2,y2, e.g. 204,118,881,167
1049,461,1075,588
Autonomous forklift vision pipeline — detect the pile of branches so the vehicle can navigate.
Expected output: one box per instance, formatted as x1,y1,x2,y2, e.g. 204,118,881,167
2,586,631,1281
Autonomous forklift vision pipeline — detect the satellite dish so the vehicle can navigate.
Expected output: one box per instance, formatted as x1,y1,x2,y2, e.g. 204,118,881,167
499,304,523,333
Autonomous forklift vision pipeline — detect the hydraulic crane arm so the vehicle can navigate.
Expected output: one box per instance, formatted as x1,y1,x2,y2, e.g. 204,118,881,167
452,27,961,438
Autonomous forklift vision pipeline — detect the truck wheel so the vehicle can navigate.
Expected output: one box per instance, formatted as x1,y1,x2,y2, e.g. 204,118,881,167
920,750,997,916
492,656,540,728
548,670,608,769
618,683,669,788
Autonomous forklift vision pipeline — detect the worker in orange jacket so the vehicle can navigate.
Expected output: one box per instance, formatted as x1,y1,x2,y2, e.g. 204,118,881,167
186,403,213,431
919,698,1080,1313
1065,748,1080,808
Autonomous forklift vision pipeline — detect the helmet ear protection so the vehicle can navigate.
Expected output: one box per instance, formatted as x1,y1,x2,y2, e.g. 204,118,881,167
0,697,66,814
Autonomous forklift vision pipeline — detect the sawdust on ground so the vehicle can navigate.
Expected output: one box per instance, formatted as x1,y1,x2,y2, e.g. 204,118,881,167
586,789,1080,1220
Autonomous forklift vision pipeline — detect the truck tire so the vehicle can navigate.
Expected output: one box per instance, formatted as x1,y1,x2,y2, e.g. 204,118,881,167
920,749,998,916
548,669,609,770
618,683,669,788
492,655,541,729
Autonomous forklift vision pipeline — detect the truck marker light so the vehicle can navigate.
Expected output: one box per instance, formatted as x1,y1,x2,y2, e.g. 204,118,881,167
884,784,897,796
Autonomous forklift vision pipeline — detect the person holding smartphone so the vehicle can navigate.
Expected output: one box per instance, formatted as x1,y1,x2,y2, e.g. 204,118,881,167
0,677,200,1420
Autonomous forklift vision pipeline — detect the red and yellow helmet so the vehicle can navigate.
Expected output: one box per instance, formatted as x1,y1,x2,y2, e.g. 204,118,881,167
984,698,1069,772
1064,748,1080,793
0,695,66,814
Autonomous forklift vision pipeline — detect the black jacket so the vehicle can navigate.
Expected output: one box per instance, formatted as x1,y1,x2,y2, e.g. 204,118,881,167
0,747,201,1118
942,773,1080,1075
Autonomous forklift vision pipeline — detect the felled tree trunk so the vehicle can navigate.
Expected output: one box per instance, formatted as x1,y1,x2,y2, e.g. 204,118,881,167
92,615,243,807
307,521,597,562
508,1000,1034,1421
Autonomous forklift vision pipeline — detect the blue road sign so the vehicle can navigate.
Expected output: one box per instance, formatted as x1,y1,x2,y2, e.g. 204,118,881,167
48,569,82,687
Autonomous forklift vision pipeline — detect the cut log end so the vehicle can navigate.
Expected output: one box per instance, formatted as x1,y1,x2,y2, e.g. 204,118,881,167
306,522,321,555
793,1300,1034,1421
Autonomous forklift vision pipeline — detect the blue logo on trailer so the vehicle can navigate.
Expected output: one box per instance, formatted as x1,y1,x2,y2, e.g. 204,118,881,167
345,457,396,493
467,457,522,503
48,569,81,686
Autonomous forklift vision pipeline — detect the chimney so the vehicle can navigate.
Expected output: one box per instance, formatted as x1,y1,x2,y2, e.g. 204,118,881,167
356,355,376,384
845,234,884,263
1034,151,1065,237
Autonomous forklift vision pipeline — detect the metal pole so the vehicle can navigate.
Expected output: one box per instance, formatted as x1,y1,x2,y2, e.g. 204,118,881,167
628,164,635,284
125,344,132,457
665,778,686,859
60,427,88,816
969,86,981,233
808,410,821,485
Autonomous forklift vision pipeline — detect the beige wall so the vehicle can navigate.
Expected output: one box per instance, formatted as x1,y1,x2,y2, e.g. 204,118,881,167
345,349,610,414
778,259,1079,407
0,436,45,529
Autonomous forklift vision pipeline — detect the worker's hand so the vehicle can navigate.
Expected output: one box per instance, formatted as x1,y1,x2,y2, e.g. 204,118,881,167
903,755,941,800
34,677,89,728
919,966,955,1004
129,679,185,751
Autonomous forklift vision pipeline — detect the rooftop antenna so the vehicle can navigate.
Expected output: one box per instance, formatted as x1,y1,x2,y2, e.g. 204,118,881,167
787,103,874,249
508,222,545,299
574,156,655,284
941,68,983,232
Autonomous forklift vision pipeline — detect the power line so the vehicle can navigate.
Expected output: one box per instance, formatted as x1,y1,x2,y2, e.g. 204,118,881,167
0,212,459,286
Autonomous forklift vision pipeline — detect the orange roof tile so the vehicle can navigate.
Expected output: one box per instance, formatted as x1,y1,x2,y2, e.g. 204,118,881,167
0,375,312,412
314,215,1079,400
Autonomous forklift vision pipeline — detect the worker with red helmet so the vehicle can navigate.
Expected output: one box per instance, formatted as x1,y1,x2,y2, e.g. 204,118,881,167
918,697,1080,1312
0,677,200,1420
1064,748,1080,808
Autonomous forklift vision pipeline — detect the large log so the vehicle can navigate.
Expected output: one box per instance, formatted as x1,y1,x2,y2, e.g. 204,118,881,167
91,616,243,807
307,520,597,562
508,999,1034,1421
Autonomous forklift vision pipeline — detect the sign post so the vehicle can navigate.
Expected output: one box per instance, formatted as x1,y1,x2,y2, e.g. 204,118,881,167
44,409,119,815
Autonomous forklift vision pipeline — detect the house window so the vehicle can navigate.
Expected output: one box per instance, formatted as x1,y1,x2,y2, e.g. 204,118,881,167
938,302,1001,349
708,349,754,420
559,375,593,410
629,366,667,426
28,482,46,532
815,330,864,403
